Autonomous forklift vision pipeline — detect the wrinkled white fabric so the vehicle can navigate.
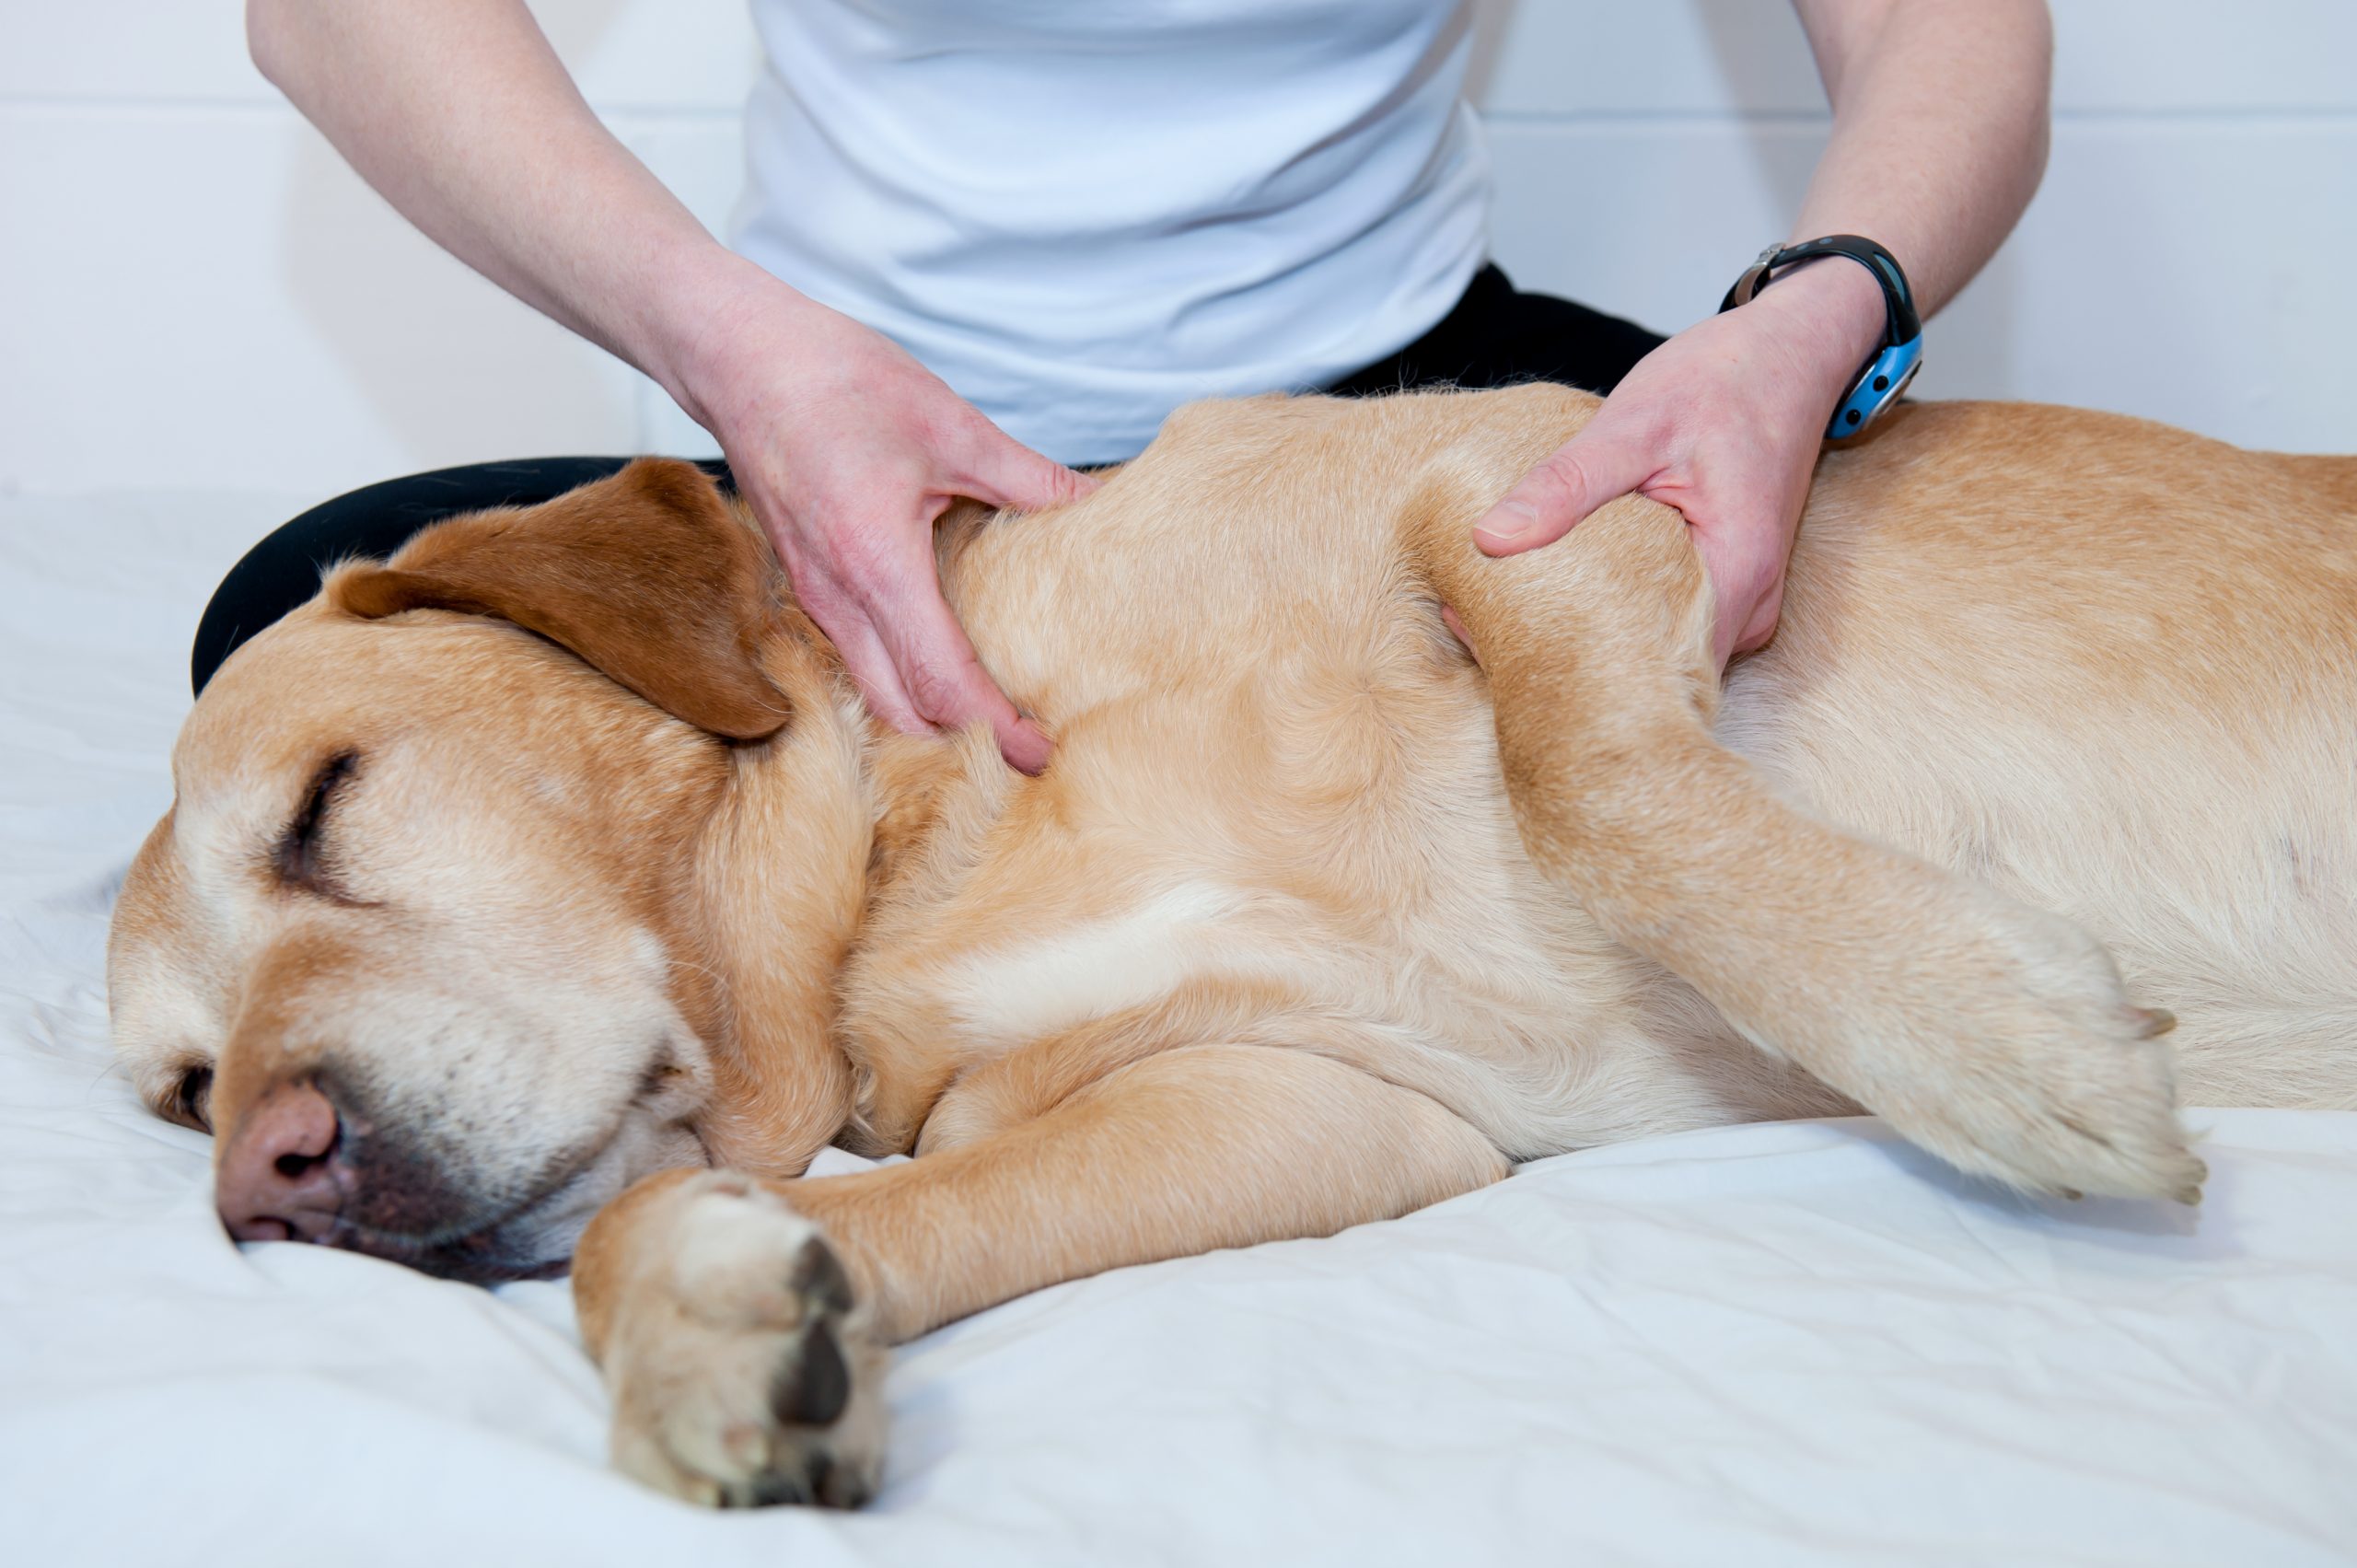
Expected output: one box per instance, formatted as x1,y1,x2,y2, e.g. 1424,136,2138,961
3,494,2353,1566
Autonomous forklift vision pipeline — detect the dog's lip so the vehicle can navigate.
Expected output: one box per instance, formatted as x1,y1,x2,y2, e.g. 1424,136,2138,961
264,1040,694,1284
315,1213,569,1284
309,1088,637,1283
319,1142,611,1282
299,1132,602,1285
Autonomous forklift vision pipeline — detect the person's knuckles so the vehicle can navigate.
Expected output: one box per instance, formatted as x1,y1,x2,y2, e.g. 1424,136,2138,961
1480,448,1613,547
776,549,865,621
1014,457,1097,510
814,513,924,586
952,431,1088,512
1521,450,1603,517
902,657,993,728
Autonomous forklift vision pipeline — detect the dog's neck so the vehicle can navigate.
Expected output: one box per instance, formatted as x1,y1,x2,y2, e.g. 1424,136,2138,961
682,614,996,1176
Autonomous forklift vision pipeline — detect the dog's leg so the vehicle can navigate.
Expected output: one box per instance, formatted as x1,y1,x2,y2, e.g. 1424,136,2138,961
1399,407,2200,1202
574,1043,1504,1507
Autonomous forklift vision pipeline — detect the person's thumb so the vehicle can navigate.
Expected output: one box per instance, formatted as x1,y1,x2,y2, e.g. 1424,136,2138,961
964,426,1100,515
1472,428,1658,557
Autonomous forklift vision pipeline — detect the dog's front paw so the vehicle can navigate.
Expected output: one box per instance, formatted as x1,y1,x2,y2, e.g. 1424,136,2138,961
1873,895,2203,1203
601,1171,887,1508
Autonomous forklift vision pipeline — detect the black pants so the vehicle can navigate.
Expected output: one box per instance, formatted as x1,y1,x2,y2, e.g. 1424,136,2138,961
191,267,1663,694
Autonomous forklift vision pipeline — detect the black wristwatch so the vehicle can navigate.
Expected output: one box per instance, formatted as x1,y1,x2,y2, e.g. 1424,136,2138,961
1721,235,1922,439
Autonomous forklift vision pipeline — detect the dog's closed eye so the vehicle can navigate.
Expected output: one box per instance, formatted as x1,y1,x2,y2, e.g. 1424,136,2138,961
167,1063,214,1132
275,749,359,896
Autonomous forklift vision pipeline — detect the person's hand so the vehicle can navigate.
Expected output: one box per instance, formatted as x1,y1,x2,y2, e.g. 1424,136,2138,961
1470,259,1887,668
677,275,1097,772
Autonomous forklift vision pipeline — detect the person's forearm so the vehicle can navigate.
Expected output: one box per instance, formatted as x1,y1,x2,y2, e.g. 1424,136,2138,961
247,0,781,419
1789,0,2052,317
1724,0,2051,408
252,1,1088,770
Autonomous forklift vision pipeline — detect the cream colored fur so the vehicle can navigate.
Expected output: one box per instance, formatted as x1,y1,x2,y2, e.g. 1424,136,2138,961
108,387,2357,1507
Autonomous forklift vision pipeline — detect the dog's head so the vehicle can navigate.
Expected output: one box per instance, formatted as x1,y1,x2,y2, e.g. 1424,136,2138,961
107,460,858,1283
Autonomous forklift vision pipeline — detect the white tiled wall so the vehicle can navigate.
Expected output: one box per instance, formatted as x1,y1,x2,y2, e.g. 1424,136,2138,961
3,1,2351,497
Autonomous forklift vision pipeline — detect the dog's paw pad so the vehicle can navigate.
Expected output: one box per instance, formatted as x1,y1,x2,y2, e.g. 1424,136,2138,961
608,1174,886,1510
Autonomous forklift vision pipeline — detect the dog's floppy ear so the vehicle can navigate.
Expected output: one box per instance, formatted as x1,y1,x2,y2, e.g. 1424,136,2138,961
329,459,788,740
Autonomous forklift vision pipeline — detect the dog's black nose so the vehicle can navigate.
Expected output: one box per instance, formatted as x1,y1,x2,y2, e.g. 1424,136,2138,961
215,1078,351,1244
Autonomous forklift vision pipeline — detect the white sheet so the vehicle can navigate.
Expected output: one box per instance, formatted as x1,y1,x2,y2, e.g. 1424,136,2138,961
5,493,2354,1567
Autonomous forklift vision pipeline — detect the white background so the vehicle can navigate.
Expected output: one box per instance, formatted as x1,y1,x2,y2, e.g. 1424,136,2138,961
3,0,2351,499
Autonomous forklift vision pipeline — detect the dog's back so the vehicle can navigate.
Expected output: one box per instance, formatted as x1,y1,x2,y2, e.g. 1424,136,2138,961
1733,401,2357,1109
923,389,2357,1125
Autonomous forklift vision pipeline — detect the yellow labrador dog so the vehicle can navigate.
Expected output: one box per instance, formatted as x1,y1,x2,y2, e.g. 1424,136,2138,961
109,386,2356,1507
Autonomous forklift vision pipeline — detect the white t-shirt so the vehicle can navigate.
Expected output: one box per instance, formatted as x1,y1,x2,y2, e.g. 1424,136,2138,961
734,0,1490,466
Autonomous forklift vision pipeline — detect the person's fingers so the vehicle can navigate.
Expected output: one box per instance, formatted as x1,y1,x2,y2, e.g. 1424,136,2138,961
1689,519,1782,670
1689,527,1743,670
1730,580,1784,660
823,603,931,737
1438,603,1481,666
958,425,1100,515
761,506,937,735
1473,425,1661,557
865,548,1053,773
